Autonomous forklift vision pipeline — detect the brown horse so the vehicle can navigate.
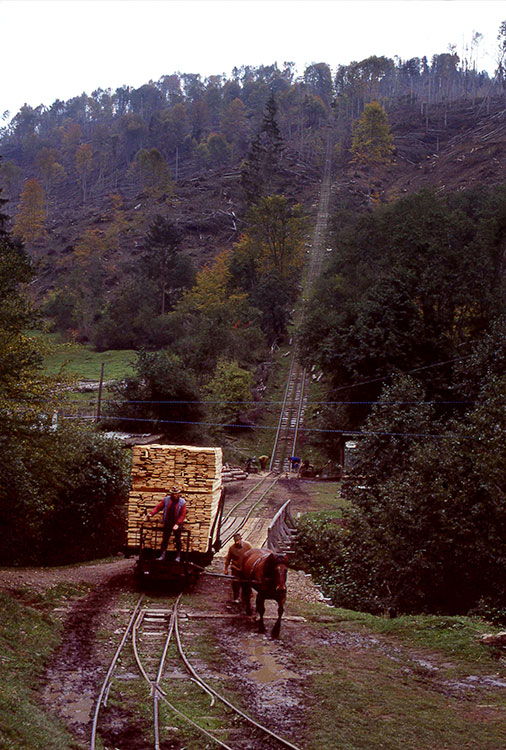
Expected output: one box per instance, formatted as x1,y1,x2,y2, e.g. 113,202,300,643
239,547,288,638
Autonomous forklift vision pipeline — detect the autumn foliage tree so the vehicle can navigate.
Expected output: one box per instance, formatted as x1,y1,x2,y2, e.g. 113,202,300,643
129,147,173,198
351,100,394,202
13,178,47,246
75,142,93,203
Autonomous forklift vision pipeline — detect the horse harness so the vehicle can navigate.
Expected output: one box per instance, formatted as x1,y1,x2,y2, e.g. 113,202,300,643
248,550,275,586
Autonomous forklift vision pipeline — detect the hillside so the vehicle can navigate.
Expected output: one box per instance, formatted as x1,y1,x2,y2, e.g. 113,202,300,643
1,57,505,321
333,95,506,206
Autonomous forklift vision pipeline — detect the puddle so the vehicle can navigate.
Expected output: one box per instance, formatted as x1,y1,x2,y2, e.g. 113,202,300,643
45,683,94,724
240,638,299,683
61,692,94,723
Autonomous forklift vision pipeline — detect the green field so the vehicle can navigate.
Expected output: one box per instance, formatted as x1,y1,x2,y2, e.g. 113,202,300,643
35,332,137,382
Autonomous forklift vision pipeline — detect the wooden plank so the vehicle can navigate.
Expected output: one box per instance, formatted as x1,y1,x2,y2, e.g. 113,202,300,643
127,444,222,552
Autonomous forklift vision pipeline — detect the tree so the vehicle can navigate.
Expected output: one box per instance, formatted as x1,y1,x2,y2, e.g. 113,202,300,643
240,93,285,204
303,62,333,106
351,100,394,202
205,132,230,167
245,195,306,279
138,216,194,315
170,250,262,373
203,358,253,426
67,228,109,339
300,186,503,412
12,178,47,246
220,98,249,159
108,349,203,439
0,159,22,206
0,215,44,436
129,147,173,198
36,146,66,215
75,142,93,202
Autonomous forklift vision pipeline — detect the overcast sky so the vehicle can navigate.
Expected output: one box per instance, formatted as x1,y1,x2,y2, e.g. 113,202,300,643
1,0,505,121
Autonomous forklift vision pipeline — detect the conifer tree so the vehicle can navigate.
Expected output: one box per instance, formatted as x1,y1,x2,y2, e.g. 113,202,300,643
139,216,194,314
240,92,285,204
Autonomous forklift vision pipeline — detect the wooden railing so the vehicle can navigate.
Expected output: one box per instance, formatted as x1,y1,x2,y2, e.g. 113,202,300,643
266,499,297,554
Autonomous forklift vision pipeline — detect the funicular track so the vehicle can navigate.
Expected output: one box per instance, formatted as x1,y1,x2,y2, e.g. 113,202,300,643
219,128,334,536
91,593,303,750
269,127,333,476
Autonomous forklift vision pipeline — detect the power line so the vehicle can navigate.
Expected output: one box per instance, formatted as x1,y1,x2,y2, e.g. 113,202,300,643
330,353,476,392
74,398,473,406
61,413,473,440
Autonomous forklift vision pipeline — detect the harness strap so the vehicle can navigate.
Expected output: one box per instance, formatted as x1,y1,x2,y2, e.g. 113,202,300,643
248,550,272,581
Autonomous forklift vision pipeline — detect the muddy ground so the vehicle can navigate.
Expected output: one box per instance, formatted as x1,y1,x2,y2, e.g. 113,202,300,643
2,477,505,750
0,477,325,749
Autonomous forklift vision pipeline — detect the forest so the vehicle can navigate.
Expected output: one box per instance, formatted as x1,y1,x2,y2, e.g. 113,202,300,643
0,39,505,621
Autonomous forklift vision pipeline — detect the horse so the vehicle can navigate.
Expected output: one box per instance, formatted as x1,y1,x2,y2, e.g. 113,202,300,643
239,547,288,638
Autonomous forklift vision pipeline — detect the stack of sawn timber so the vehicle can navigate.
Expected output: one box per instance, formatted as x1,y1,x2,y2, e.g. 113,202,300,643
128,444,222,553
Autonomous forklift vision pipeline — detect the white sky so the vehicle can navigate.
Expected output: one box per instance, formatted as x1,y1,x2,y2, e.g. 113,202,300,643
1,0,505,121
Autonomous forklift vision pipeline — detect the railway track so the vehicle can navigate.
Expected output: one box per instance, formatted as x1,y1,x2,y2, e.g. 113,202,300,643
269,128,333,475
217,129,334,537
90,593,303,750
219,472,280,547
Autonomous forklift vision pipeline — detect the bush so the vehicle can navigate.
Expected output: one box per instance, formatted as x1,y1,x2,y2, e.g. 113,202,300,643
295,374,506,622
0,423,130,565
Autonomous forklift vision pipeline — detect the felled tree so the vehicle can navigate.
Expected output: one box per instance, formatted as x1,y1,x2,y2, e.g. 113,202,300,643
351,100,393,203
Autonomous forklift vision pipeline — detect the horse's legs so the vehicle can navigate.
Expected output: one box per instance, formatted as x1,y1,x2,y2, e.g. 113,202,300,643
241,583,252,616
271,596,285,639
256,593,266,633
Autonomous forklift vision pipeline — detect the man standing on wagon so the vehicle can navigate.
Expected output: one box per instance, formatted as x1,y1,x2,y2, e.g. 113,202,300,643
149,485,187,562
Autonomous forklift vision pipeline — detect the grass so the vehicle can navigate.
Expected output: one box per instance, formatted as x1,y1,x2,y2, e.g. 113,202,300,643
35,331,136,382
288,601,506,750
294,601,505,668
297,481,348,513
0,587,87,750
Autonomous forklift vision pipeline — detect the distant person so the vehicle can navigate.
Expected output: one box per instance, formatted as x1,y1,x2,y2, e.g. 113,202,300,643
258,455,269,471
289,456,301,472
149,485,187,561
224,532,252,603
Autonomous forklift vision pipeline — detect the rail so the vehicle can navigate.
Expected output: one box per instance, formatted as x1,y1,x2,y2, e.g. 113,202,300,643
268,127,333,474
91,593,303,750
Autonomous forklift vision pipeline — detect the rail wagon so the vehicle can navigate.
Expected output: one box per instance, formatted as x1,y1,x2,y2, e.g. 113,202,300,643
127,444,226,586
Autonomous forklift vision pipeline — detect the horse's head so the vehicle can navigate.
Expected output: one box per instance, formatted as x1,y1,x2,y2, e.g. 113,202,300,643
265,553,288,594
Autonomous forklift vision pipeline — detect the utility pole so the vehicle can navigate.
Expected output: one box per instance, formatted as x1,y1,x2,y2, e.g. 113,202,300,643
96,362,105,423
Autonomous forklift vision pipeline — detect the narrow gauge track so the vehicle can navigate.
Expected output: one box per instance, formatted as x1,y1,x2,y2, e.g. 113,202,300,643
90,593,303,750
269,129,333,475
219,472,280,546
